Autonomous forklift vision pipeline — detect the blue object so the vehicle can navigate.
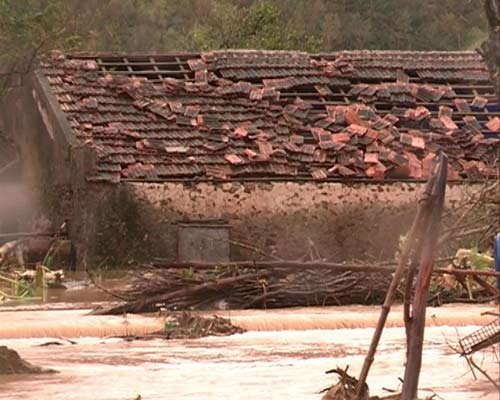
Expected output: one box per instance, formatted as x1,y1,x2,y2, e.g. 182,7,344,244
494,233,500,289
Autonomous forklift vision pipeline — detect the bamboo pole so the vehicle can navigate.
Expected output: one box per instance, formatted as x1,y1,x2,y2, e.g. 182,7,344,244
355,155,443,396
401,153,448,399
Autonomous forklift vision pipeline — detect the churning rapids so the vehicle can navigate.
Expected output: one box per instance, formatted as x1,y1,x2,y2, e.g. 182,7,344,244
0,304,498,400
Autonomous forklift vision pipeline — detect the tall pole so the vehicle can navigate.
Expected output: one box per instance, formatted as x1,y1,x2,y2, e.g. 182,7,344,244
401,154,448,399
356,154,446,396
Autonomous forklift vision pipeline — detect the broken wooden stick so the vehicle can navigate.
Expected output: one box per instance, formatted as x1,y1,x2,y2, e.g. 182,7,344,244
356,153,447,396
402,153,448,399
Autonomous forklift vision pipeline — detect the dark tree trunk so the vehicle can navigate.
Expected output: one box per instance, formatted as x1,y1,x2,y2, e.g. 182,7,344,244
479,0,500,97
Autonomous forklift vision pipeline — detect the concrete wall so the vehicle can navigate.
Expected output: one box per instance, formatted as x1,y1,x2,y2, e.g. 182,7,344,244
74,180,478,268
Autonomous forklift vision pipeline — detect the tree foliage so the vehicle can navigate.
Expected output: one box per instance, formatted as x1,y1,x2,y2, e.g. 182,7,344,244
0,0,491,92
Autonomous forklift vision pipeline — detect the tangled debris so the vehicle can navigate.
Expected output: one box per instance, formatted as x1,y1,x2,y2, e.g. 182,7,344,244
161,312,245,339
120,312,245,341
320,367,400,400
93,266,391,315
0,346,57,374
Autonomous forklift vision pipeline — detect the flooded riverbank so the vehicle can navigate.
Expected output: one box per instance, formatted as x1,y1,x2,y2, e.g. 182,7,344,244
0,326,497,400
0,304,498,399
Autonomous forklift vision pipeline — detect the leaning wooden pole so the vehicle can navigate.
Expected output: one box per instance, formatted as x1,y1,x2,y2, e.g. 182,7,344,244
355,155,443,396
402,153,448,399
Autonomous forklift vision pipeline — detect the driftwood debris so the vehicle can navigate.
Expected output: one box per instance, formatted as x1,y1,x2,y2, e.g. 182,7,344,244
92,267,392,315
91,263,500,316
321,367,369,400
320,367,400,400
122,312,245,341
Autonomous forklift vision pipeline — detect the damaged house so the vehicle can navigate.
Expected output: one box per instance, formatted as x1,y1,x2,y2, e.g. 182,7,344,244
0,50,498,268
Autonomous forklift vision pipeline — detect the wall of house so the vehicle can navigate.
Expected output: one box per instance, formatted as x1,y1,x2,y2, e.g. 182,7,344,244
0,74,484,268
0,72,94,236
73,180,479,268
0,75,66,232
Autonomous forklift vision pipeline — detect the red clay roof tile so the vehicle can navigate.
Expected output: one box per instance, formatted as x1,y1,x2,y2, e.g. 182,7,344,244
40,50,497,182
486,117,500,132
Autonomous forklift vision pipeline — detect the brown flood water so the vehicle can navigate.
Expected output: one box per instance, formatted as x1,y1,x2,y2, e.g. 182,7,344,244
0,304,498,400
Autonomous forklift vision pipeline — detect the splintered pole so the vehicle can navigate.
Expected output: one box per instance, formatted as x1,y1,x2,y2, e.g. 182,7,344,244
356,153,447,397
402,154,447,400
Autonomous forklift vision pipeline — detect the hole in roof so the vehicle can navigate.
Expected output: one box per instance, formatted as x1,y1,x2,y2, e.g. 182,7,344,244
374,103,394,111
404,69,419,78
103,65,129,72
156,63,187,72
125,56,152,63
454,88,473,95
475,87,495,95
128,64,156,72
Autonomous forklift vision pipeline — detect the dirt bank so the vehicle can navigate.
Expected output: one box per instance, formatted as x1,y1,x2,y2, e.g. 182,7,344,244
0,346,56,374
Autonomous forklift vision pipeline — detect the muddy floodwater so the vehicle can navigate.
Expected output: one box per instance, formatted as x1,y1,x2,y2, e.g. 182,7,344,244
0,304,498,400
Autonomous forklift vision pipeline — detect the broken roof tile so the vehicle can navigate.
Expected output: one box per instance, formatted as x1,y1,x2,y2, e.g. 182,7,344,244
486,117,500,132
471,96,488,109
364,153,379,164
404,106,430,122
439,115,458,133
301,144,317,155
463,115,482,135
346,124,368,136
454,99,471,114
39,50,496,182
331,133,351,144
311,168,328,180
438,106,453,119
225,153,244,165
257,141,273,157
422,153,435,177
165,146,190,154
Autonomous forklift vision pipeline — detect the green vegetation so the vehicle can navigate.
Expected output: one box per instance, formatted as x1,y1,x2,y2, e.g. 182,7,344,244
164,320,178,333
0,265,49,303
0,0,491,110
0,0,489,60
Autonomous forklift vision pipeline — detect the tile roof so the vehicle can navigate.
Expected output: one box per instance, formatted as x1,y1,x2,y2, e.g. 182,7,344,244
40,50,499,183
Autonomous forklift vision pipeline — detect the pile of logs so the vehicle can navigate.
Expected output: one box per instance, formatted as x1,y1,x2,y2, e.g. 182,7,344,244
93,265,392,315
92,257,500,315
